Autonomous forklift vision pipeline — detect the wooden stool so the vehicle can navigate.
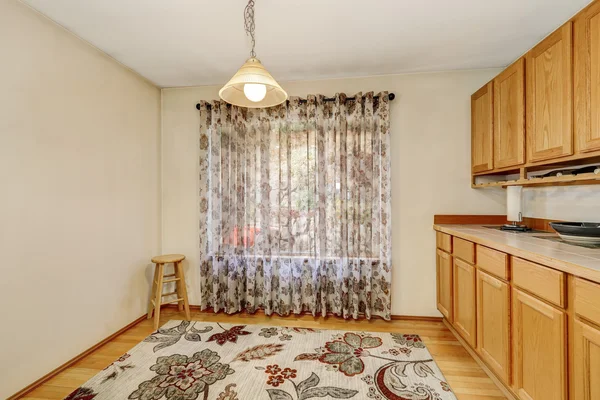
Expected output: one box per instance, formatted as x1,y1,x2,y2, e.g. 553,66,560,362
148,254,191,330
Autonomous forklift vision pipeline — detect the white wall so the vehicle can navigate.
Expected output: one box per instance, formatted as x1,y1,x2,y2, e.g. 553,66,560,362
161,69,508,318
523,186,600,222
0,1,161,397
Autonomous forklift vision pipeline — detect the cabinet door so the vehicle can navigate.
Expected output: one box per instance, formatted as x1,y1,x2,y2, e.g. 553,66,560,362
512,288,566,400
453,258,476,347
494,58,525,168
477,270,510,383
471,82,494,173
573,319,600,400
526,23,573,163
574,1,600,153
436,249,453,321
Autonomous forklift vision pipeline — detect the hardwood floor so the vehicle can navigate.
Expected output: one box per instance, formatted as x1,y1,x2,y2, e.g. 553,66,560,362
20,309,507,400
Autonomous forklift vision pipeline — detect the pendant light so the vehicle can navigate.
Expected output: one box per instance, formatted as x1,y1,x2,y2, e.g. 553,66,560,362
219,0,288,108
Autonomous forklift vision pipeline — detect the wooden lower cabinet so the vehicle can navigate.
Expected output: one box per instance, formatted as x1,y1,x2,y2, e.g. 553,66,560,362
435,231,600,400
436,249,453,321
453,258,477,347
476,270,510,383
512,288,566,400
573,319,600,400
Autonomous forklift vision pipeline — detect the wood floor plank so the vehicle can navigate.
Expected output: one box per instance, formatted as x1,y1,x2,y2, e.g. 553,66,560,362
14,309,507,400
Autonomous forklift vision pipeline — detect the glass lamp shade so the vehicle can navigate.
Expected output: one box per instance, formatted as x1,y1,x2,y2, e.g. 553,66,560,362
219,57,288,108
243,83,267,102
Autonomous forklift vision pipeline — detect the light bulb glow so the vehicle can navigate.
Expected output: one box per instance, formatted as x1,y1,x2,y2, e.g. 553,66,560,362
243,83,267,102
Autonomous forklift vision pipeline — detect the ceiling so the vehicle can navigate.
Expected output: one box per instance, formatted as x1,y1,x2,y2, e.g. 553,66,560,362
23,0,592,88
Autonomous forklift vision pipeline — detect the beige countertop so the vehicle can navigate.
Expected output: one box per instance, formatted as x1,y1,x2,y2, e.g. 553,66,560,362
434,224,600,284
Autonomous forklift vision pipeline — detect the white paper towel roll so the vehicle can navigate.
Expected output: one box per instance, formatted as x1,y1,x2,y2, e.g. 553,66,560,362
507,186,523,223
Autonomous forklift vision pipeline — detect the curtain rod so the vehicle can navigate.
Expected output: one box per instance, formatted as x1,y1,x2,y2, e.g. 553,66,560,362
195,93,395,110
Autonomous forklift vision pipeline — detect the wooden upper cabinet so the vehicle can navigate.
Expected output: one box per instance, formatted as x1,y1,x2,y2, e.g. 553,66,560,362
512,288,566,400
575,1,600,153
526,22,573,163
494,58,525,168
453,258,477,347
471,82,494,173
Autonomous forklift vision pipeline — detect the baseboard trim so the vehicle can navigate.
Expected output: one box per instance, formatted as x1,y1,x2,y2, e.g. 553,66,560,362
164,304,443,323
443,319,518,400
7,313,148,400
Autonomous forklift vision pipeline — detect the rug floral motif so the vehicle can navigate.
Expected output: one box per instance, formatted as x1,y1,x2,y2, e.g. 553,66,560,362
64,320,456,400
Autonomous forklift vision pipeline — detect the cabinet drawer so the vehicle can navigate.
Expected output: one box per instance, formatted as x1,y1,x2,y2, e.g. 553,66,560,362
574,278,600,325
512,257,565,307
453,237,475,264
476,245,509,280
436,232,452,253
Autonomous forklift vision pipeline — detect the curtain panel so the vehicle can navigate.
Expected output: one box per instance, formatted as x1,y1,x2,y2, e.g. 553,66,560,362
198,92,392,320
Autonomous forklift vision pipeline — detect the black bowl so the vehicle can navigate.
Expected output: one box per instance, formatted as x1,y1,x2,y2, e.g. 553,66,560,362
550,222,600,237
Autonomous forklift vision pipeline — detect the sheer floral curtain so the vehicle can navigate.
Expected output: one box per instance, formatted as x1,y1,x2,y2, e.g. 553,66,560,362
198,92,391,320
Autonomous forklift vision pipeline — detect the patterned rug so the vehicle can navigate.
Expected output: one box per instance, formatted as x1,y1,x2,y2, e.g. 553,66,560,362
64,320,456,400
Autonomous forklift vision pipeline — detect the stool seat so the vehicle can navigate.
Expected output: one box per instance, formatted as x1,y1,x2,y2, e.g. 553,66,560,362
151,254,185,264
148,254,190,330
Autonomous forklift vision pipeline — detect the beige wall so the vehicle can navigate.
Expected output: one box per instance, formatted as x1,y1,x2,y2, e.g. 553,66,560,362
0,1,161,397
161,69,507,318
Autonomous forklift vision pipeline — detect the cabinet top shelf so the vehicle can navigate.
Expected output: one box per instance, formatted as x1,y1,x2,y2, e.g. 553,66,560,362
473,172,600,189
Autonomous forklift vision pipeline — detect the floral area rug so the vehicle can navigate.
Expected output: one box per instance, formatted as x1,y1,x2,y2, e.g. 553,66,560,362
64,320,456,400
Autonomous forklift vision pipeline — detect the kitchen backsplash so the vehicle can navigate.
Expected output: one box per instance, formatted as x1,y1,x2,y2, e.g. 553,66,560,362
523,186,600,222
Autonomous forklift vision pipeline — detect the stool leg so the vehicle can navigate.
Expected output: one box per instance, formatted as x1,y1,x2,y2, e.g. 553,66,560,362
147,265,159,319
174,263,184,312
153,263,164,330
176,261,191,320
